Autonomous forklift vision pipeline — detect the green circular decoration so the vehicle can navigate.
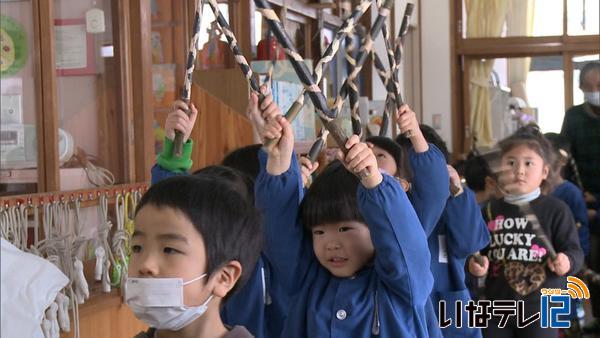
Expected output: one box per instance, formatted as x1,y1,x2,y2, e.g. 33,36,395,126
1,15,28,78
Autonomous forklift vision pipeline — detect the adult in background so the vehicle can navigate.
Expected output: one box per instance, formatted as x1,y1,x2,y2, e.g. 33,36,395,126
561,60,600,334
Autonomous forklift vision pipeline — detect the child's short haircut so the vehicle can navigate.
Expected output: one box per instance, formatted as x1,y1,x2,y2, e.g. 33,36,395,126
135,175,263,293
366,136,403,173
396,124,449,162
193,165,255,204
221,144,262,180
300,160,364,230
464,155,492,192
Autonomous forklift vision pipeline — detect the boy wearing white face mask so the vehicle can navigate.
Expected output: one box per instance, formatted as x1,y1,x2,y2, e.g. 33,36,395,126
126,175,262,338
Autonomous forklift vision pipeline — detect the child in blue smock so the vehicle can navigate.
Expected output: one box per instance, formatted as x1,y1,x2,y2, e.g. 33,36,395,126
255,108,434,338
147,93,288,338
379,125,490,338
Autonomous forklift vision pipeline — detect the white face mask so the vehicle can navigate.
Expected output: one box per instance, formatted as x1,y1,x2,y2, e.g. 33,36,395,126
584,91,600,107
125,274,213,331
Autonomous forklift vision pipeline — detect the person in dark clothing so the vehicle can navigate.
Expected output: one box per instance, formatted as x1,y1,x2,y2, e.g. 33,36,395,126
479,125,584,338
561,61,600,333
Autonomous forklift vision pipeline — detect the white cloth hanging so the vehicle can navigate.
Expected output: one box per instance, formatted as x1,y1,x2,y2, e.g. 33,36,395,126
1,238,69,338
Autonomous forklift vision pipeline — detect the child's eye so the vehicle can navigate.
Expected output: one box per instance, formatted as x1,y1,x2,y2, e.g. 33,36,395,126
131,245,142,253
338,226,352,232
163,247,181,254
312,230,324,235
376,154,386,158
506,160,515,166
525,161,534,166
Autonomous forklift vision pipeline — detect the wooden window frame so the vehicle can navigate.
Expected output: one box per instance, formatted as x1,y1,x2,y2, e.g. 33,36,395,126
450,0,600,155
6,0,143,196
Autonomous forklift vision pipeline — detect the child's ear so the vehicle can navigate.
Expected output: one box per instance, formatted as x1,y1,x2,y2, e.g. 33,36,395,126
542,164,550,179
211,260,242,298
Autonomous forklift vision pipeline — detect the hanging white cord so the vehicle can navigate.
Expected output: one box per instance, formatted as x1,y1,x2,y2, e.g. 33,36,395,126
18,203,28,250
111,194,129,288
43,202,54,240
8,206,21,249
74,198,83,238
98,193,117,292
0,207,9,241
33,204,40,253
58,200,81,338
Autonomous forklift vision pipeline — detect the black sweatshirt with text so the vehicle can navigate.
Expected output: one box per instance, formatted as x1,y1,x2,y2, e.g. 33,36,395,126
482,195,584,306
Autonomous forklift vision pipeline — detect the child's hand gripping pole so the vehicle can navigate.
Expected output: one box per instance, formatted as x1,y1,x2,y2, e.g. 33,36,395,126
254,0,374,180
177,0,267,157
173,0,203,157
393,3,415,138
337,135,382,188
262,0,372,150
303,0,396,169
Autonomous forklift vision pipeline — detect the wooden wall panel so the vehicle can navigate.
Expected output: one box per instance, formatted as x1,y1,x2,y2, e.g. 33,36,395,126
60,290,147,338
154,83,254,174
189,83,254,172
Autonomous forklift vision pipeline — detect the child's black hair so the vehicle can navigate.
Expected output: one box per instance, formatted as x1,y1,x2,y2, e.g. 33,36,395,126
192,165,254,204
498,124,554,165
543,132,571,157
300,160,364,230
366,136,403,176
544,132,571,178
498,124,555,189
135,175,263,296
221,144,262,180
464,155,493,192
396,124,449,163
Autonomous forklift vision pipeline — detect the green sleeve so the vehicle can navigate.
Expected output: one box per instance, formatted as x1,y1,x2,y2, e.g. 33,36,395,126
156,137,194,172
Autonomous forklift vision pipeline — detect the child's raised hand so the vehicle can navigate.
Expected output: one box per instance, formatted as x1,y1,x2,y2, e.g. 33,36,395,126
258,86,282,121
247,86,275,135
165,100,198,143
337,135,383,189
547,252,571,276
448,165,464,196
468,255,489,277
395,105,428,153
299,156,319,188
263,115,294,175
247,91,265,140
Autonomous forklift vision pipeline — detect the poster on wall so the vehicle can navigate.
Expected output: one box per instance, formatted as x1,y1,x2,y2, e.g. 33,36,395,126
54,18,96,76
251,60,316,152
0,15,28,78
152,64,176,108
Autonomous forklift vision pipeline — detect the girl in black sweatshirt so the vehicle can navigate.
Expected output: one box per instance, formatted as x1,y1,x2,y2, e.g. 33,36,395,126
478,125,584,338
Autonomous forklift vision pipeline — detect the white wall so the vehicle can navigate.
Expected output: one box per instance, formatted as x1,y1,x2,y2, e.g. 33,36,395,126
370,1,392,101
370,0,453,151
420,0,453,150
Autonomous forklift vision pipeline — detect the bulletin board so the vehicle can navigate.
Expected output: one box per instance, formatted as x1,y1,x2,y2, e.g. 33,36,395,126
54,18,96,76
